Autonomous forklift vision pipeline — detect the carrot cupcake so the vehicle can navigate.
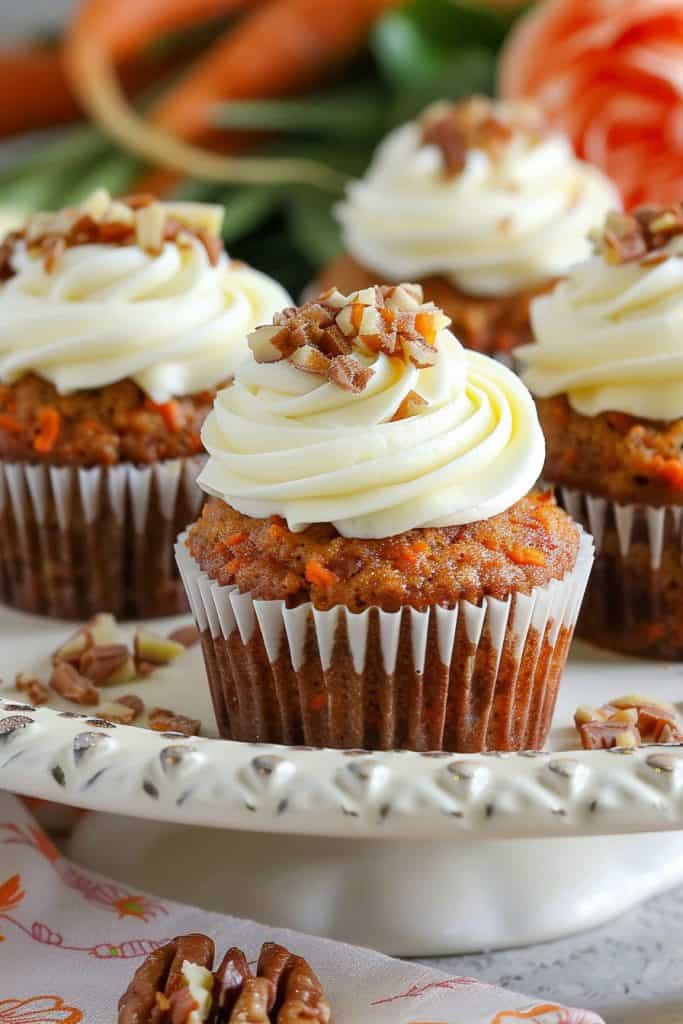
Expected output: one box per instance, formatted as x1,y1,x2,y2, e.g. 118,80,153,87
0,189,290,620
521,206,683,659
177,284,593,751
314,97,617,359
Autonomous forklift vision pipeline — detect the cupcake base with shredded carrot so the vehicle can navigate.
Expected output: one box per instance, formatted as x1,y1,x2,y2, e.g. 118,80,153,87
187,493,580,612
0,373,219,466
182,494,585,751
538,394,683,659
538,394,683,507
0,374,223,620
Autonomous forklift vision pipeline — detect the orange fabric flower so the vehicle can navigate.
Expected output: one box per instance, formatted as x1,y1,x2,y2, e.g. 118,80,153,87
500,0,683,208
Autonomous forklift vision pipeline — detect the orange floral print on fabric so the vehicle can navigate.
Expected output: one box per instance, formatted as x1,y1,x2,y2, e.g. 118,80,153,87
0,996,83,1023
492,1005,601,1023
0,875,24,913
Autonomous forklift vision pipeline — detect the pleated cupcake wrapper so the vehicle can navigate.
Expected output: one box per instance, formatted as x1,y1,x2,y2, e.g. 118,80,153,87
0,457,205,620
559,486,683,658
176,528,594,751
560,487,682,571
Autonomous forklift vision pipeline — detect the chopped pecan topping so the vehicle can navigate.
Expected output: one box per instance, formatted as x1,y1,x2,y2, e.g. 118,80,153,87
52,613,118,665
148,707,202,736
420,96,545,176
117,693,145,719
95,700,138,725
134,628,186,666
596,205,683,265
49,662,99,706
118,936,331,1024
248,283,449,403
391,390,428,421
15,673,48,707
80,643,135,685
168,625,200,648
601,211,648,265
0,233,18,281
575,694,683,750
0,188,226,280
327,354,374,393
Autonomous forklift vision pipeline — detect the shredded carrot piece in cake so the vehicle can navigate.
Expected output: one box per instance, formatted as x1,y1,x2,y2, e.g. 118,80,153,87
508,545,546,567
652,456,683,490
33,407,61,452
605,411,633,433
269,519,287,539
0,413,23,435
78,416,106,435
145,397,185,433
305,560,339,588
225,532,248,546
391,539,430,567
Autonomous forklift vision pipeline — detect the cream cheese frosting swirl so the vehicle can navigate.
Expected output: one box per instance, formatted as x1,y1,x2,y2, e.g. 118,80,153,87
336,99,618,298
521,231,683,421
0,192,291,402
198,285,545,538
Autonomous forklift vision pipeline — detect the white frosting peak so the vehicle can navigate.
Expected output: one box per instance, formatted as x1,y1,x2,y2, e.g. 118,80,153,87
0,194,291,400
521,233,683,420
337,101,618,297
198,287,545,537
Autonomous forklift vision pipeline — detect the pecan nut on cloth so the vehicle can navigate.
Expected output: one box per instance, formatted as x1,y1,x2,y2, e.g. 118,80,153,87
118,933,332,1024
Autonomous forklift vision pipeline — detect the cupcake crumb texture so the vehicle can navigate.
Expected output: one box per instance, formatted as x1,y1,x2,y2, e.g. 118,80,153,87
538,395,683,506
0,373,216,465
187,492,579,612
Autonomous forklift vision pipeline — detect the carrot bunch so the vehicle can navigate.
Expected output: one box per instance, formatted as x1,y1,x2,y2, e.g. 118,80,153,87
58,0,401,188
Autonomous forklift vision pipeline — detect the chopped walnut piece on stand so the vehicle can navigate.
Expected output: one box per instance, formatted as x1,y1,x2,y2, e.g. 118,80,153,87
575,694,683,750
118,935,332,1024
5,612,199,725
148,708,202,737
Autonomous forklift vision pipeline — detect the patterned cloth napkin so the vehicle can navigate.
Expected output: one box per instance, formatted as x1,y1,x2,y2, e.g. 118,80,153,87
0,791,603,1024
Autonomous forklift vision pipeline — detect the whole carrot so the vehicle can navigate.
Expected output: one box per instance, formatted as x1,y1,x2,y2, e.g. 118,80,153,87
0,46,79,137
64,0,400,187
68,0,260,63
152,0,404,142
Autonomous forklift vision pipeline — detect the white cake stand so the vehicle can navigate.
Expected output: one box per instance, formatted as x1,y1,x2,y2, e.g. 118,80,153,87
2,605,683,956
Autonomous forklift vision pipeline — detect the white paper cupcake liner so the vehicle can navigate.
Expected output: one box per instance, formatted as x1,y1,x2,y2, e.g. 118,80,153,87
175,527,594,751
559,486,683,658
0,456,205,620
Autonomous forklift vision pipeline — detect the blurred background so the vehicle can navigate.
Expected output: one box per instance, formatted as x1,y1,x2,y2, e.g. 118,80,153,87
0,0,679,295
